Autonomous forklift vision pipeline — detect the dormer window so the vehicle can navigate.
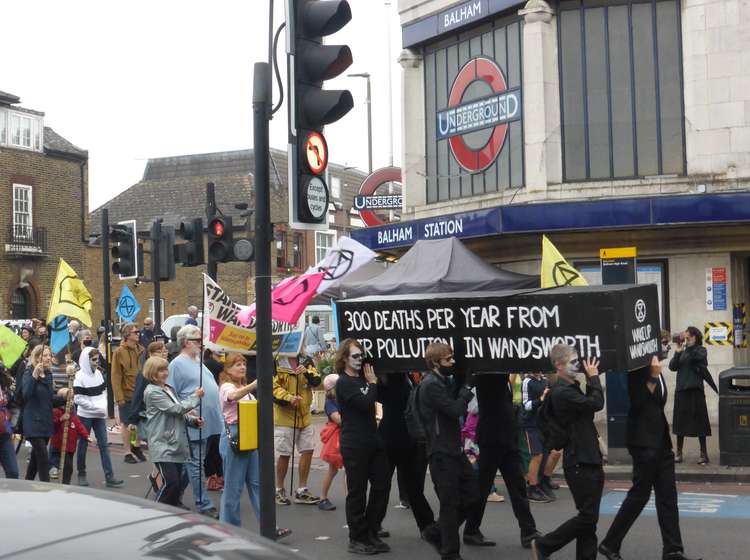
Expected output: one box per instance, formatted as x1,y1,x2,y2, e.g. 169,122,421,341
0,108,43,151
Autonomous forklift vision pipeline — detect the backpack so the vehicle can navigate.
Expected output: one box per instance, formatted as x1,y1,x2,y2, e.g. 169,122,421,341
536,390,569,451
404,381,428,444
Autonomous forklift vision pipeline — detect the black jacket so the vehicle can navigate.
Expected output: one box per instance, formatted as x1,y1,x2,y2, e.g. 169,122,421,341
548,375,604,468
520,375,547,429
419,371,473,457
669,345,714,392
376,373,413,449
475,373,517,447
626,367,671,449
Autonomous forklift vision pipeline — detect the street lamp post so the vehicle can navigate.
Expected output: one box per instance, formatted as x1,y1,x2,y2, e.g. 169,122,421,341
348,72,372,174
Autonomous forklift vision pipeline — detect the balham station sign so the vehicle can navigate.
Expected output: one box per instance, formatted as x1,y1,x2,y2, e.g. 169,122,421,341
337,284,661,375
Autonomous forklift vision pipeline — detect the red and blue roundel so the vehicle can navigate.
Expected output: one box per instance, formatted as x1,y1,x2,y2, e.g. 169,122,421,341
437,57,521,173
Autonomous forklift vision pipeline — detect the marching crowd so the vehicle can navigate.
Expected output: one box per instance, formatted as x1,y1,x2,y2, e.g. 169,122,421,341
0,315,715,560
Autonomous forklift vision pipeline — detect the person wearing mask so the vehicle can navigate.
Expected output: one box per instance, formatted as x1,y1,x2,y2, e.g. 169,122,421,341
21,345,55,481
418,343,478,560
167,325,223,518
464,371,540,550
530,345,604,560
376,371,437,540
599,356,701,560
111,322,145,464
0,362,20,479
335,339,390,555
670,327,715,465
71,328,95,364
143,356,204,507
272,355,322,506
203,349,224,384
139,318,156,348
74,346,124,487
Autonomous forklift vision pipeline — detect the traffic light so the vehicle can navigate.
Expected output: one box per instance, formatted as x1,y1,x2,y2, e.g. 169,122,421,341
176,218,205,267
208,215,234,263
289,0,353,227
111,220,138,279
152,222,176,281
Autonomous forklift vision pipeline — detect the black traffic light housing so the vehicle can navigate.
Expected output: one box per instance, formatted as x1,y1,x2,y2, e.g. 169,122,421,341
208,215,234,263
289,0,353,227
176,218,205,267
110,220,138,279
153,222,176,281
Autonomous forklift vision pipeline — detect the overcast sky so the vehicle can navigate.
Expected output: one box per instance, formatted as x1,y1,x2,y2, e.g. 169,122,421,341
2,0,402,209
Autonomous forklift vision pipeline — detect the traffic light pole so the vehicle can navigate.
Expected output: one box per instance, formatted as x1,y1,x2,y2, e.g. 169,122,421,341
206,182,218,281
101,208,114,418
151,220,163,334
253,61,276,540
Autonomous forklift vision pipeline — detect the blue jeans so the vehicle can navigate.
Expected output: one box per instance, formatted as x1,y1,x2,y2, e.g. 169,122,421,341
186,439,215,512
219,426,260,526
0,433,19,479
76,417,114,480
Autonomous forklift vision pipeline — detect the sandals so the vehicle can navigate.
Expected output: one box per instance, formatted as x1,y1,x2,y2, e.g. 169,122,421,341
276,527,292,540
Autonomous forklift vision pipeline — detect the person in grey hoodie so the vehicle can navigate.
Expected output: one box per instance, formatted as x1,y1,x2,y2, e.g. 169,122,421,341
143,356,204,507
74,347,123,488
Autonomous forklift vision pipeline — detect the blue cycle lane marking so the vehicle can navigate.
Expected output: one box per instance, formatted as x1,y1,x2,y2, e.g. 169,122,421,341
600,491,750,519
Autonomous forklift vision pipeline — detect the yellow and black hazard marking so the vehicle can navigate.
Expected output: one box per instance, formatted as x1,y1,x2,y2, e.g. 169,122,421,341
704,321,733,346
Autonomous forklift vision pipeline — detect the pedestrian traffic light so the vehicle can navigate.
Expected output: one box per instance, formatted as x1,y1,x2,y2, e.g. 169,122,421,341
208,215,234,263
288,0,353,228
176,218,205,267
110,220,138,279
152,222,176,282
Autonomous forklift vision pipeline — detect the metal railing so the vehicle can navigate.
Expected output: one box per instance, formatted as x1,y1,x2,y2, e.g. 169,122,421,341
5,224,48,255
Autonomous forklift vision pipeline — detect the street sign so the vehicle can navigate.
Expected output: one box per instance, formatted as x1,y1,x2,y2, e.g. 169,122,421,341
305,131,327,175
302,176,329,222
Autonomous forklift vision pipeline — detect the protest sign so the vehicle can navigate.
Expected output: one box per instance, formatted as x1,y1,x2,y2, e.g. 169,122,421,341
202,274,300,356
337,284,661,374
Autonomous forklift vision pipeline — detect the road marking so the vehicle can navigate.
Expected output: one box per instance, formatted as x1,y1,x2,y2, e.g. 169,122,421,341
315,536,330,541
601,491,750,519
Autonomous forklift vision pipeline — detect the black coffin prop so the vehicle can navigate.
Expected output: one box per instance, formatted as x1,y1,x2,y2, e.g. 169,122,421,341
337,284,661,374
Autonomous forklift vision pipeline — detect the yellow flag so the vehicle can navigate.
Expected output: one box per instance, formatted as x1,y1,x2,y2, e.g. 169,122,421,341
541,235,589,288
47,258,93,326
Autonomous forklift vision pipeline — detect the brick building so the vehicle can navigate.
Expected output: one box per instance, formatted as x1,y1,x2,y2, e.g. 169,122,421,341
86,148,367,330
0,89,88,320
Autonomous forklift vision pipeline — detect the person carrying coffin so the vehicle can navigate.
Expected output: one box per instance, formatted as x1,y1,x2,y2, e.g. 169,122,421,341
598,353,701,560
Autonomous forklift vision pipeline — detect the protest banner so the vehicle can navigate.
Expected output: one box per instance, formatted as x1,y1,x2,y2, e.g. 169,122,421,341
336,284,661,374
202,274,301,356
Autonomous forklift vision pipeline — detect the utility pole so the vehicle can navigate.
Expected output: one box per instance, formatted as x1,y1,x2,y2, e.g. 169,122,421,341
101,208,114,418
150,220,163,333
206,182,218,281
253,61,276,540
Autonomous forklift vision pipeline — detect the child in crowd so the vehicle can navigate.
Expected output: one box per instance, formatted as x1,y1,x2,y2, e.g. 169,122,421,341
50,388,89,485
318,374,343,511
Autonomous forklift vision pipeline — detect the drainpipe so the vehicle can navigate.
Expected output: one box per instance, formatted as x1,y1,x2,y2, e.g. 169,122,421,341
80,160,87,243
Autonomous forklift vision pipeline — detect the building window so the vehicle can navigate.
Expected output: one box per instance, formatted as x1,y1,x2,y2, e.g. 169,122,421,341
12,288,30,319
275,231,287,268
558,0,685,181
10,113,32,148
330,177,341,200
148,298,166,325
13,184,33,240
0,110,6,144
423,15,525,203
315,231,335,263
293,232,304,269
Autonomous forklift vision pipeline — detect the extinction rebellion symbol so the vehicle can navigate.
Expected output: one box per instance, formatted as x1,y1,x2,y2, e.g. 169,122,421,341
437,57,521,172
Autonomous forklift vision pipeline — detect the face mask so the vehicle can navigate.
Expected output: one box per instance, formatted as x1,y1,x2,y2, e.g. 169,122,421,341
438,365,455,377
83,340,95,347
347,353,363,371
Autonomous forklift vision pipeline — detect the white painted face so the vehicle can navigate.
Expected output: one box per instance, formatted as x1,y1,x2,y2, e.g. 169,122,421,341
347,348,363,372
565,353,581,377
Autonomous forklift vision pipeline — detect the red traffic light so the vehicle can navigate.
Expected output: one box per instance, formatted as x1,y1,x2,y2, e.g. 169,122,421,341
210,219,225,238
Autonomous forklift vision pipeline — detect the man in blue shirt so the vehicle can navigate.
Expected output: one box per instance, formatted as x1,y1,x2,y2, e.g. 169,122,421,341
167,324,222,518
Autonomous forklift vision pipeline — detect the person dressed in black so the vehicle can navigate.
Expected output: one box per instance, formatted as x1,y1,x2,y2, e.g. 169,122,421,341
419,343,479,560
464,372,540,548
531,344,604,560
376,371,437,539
669,326,716,465
599,355,701,560
335,339,390,555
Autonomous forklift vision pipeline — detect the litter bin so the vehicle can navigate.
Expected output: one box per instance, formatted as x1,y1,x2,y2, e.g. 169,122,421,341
719,367,750,466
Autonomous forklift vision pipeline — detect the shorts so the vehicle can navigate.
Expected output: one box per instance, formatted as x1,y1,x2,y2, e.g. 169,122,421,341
118,401,132,424
274,425,315,455
523,427,544,456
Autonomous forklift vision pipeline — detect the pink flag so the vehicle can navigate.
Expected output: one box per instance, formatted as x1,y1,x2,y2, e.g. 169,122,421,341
237,272,326,326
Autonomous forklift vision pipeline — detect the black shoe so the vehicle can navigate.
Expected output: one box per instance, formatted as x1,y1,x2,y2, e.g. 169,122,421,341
131,446,147,462
105,477,124,488
697,454,709,465
376,528,390,539
598,543,624,560
663,553,701,560
275,527,292,540
521,531,542,549
528,485,553,503
369,535,391,553
463,532,496,547
124,454,138,464
348,540,377,555
200,507,219,519
421,523,441,551
530,538,550,560
542,476,560,491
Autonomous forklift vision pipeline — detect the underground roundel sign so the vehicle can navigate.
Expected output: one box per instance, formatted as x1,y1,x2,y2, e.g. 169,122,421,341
437,57,522,172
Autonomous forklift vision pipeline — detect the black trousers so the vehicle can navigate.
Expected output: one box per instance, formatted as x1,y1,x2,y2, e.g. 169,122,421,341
538,463,604,560
55,451,75,485
465,442,537,537
429,452,480,560
204,434,223,477
602,446,683,555
25,437,50,482
156,462,186,506
380,443,435,532
342,446,390,544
